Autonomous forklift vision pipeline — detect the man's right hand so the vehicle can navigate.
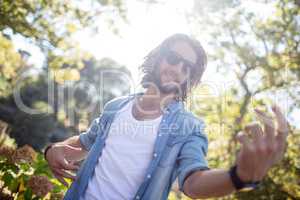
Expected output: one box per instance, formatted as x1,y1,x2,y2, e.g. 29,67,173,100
46,144,83,186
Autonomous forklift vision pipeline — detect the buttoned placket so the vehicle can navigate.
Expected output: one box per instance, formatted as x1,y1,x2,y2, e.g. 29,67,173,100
133,106,173,199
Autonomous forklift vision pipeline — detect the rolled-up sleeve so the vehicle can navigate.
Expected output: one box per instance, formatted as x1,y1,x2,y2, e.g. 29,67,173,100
79,117,102,151
177,121,209,191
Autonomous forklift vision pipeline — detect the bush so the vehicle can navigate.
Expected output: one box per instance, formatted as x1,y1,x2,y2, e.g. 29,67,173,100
0,145,67,200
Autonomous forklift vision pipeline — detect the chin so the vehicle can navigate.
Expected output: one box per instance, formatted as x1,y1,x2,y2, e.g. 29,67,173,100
159,83,180,94
153,72,180,94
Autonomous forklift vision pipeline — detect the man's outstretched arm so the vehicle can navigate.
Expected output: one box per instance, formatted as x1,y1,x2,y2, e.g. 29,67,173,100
183,169,235,199
183,105,289,199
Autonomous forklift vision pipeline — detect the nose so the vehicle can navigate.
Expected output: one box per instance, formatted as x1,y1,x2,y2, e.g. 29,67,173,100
172,61,185,73
168,62,188,82
175,62,190,76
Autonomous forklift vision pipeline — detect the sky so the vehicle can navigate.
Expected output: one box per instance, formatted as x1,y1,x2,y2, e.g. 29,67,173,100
73,0,196,84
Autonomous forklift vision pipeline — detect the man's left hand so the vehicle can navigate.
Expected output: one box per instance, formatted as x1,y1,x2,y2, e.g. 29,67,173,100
235,105,289,182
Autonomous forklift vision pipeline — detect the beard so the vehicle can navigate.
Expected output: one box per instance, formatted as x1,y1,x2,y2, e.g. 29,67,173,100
152,69,185,96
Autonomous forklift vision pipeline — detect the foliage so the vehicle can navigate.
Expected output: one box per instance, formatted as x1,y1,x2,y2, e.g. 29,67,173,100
0,33,24,97
181,0,300,199
0,57,131,150
0,0,126,45
0,144,67,200
0,0,132,150
0,0,127,90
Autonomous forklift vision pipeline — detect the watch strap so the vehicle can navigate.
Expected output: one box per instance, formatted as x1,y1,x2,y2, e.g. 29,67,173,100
44,143,54,161
229,165,260,190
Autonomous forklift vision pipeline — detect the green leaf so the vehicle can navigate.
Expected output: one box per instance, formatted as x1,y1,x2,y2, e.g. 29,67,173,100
19,162,31,171
24,188,33,200
2,171,14,186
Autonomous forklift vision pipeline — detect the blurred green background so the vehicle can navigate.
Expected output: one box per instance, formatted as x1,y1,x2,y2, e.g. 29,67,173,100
0,0,299,199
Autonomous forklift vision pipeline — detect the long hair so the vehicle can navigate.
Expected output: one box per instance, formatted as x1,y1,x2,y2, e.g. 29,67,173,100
139,33,207,102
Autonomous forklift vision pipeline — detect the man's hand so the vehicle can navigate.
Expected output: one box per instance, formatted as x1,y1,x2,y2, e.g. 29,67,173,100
235,105,289,182
46,144,84,186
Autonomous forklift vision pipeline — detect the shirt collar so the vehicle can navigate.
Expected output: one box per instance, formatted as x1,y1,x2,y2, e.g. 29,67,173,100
164,99,184,114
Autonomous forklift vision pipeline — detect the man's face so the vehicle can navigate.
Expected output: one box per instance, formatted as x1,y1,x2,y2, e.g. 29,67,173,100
154,40,197,95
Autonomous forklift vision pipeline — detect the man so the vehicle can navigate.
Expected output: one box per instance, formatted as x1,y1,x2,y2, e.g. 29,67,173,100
45,34,289,199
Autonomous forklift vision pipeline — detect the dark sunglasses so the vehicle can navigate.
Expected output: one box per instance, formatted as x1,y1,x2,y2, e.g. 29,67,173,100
164,50,196,73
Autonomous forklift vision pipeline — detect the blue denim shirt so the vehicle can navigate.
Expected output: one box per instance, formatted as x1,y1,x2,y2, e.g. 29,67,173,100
64,93,209,200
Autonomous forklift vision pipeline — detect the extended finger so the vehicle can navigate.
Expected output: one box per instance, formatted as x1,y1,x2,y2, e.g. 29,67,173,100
245,122,263,143
254,109,275,141
53,168,76,180
69,160,82,167
64,145,86,160
60,159,80,171
68,160,81,172
53,172,68,187
272,105,289,139
236,131,251,148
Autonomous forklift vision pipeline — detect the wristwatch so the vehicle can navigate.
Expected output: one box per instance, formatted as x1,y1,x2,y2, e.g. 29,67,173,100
44,143,54,161
229,165,260,191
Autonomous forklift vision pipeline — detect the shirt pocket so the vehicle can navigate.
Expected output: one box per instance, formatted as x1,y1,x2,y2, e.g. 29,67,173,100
158,135,186,167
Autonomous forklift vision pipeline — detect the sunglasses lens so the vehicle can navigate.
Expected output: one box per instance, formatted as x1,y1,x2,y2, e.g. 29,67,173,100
166,52,181,65
165,51,195,74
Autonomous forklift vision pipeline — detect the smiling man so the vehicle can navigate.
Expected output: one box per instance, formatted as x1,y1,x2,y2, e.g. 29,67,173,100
45,33,289,200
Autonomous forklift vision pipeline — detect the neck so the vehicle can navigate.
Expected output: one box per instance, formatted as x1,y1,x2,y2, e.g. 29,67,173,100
136,86,176,114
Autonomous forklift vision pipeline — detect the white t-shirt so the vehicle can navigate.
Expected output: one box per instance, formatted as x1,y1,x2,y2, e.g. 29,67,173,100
81,99,162,200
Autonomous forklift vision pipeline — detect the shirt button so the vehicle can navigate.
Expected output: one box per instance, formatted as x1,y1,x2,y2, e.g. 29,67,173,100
158,134,162,137
136,196,140,199
153,153,157,158
147,174,151,179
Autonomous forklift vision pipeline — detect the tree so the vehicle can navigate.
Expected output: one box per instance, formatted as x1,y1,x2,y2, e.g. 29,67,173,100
182,0,300,199
0,56,132,150
0,0,130,150
0,0,127,95
0,33,23,97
